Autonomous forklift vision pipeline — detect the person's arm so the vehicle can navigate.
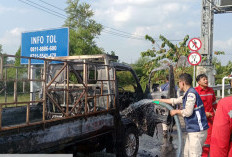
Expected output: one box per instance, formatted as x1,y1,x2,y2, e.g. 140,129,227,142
181,93,196,117
170,110,182,116
154,98,172,104
154,96,183,105
170,93,196,117
210,100,231,157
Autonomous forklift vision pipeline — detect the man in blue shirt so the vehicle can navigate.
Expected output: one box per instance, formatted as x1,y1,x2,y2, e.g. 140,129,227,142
155,73,208,156
161,75,170,91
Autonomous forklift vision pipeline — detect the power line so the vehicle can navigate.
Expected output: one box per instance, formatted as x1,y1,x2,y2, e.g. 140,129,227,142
23,0,147,40
19,0,185,42
104,29,144,39
102,30,145,40
19,0,146,40
24,0,67,18
38,0,65,12
18,0,65,19
104,26,145,38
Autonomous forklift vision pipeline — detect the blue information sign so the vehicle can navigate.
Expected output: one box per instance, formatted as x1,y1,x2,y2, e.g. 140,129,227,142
21,27,69,64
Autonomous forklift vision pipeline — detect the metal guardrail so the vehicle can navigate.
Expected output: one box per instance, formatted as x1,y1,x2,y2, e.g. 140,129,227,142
222,77,232,98
211,84,232,98
211,84,231,90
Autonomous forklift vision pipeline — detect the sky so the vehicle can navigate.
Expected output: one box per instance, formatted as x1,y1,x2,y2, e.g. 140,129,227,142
0,0,232,65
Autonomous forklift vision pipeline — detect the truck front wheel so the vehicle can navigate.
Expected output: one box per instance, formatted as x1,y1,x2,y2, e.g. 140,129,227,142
122,126,139,157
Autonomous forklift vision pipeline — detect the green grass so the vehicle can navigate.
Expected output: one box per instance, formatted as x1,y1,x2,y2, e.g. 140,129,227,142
0,94,30,107
123,85,135,92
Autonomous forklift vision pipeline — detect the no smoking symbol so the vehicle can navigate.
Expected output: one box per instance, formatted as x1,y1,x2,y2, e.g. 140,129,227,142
188,38,202,51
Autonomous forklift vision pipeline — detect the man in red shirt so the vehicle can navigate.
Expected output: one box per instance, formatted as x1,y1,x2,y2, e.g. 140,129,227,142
195,74,217,157
210,96,232,157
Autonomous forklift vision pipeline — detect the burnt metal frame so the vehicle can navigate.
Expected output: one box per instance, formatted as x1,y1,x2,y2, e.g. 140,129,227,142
0,54,117,131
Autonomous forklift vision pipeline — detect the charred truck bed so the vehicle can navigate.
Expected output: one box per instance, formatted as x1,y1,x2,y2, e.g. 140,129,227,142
0,54,118,153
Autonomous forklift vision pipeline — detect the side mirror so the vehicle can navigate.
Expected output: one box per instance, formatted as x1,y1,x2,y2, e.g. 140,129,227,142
152,83,159,92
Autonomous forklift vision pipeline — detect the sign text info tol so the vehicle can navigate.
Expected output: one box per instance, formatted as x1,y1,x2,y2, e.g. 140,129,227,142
30,35,57,58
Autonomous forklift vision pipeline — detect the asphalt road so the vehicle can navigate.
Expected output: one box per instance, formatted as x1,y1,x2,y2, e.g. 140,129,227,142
138,119,186,157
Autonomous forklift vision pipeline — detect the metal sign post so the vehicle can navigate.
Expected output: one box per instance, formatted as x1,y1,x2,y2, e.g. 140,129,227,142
188,52,202,87
193,65,196,87
30,65,35,103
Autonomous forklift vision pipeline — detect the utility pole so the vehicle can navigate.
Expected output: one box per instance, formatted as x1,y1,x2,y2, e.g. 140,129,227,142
198,0,232,86
198,0,215,86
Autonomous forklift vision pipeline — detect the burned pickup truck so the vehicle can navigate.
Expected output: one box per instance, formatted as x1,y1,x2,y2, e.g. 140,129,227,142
0,54,172,156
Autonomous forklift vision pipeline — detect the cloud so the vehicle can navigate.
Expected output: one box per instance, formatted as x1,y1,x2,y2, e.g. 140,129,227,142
0,4,15,13
214,38,232,65
214,38,232,51
0,4,28,14
162,3,187,13
94,6,133,27
93,1,194,33
112,0,154,5
88,0,204,64
0,27,25,54
113,7,132,23
10,28,23,36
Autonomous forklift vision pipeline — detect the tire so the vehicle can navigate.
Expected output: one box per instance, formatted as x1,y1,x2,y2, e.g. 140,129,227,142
97,134,114,153
122,126,139,157
105,135,114,153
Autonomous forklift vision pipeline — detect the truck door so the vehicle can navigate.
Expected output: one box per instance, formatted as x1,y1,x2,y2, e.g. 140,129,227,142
115,69,143,111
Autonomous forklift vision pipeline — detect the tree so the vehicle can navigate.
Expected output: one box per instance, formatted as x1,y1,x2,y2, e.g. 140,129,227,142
213,52,232,85
15,47,21,66
64,0,104,55
138,34,192,89
141,34,190,72
0,44,8,65
131,57,151,90
0,44,3,54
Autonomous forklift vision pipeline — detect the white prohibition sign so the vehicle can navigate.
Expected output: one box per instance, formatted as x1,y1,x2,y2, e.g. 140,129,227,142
188,52,202,66
188,38,202,51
